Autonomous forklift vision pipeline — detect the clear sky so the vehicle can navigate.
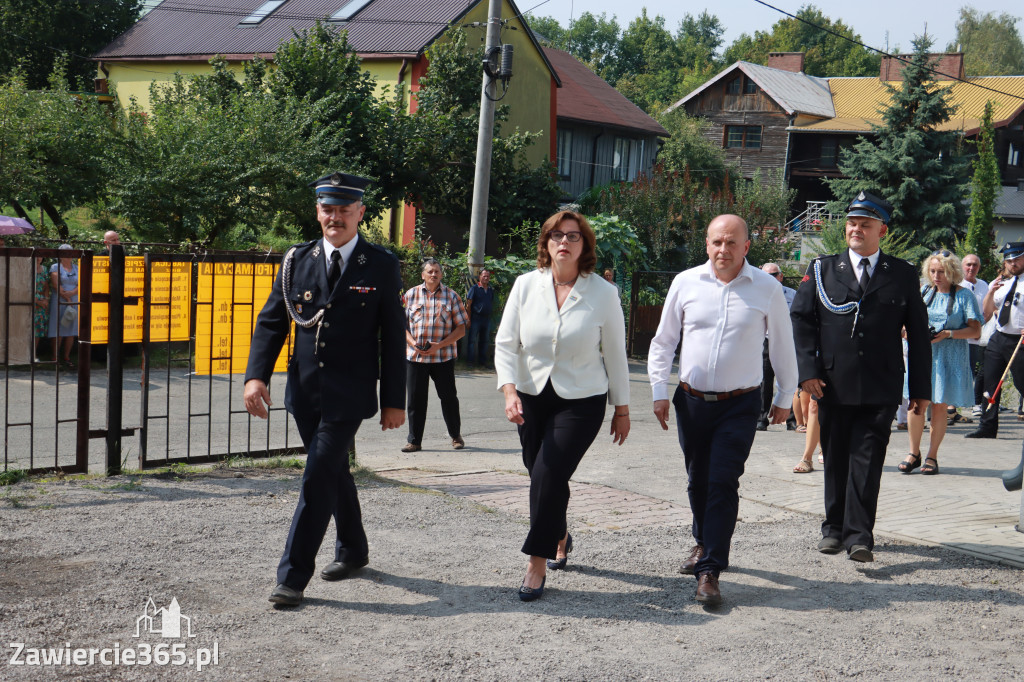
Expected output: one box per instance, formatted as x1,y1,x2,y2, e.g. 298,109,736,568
521,0,1024,56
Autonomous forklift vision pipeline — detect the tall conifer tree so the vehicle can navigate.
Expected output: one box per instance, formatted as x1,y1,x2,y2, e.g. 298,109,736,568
964,101,1001,280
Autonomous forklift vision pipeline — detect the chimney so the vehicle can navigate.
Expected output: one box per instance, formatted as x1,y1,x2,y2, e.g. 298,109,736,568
880,52,965,81
767,52,805,73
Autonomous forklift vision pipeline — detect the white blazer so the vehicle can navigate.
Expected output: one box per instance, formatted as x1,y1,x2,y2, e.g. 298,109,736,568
495,269,630,405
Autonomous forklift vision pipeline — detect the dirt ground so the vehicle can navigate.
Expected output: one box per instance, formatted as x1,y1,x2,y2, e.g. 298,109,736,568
2,467,1023,681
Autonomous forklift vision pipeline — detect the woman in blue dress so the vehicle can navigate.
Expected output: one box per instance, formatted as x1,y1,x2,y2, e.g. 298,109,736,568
47,244,79,366
899,251,981,476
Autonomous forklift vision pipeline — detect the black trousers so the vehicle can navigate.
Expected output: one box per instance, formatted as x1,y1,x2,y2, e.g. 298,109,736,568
673,386,760,575
979,331,1024,433
278,412,366,590
971,343,986,406
518,382,606,559
817,401,898,551
759,339,796,427
406,359,461,445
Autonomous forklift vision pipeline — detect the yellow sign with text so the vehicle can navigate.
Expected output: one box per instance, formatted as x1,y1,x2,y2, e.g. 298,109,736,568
194,261,289,375
90,258,191,343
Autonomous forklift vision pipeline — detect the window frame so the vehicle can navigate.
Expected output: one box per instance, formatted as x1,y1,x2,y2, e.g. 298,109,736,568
723,125,763,150
330,0,374,21
239,0,286,25
556,129,573,179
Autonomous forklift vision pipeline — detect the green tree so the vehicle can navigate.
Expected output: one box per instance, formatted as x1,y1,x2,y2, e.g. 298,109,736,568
0,0,142,89
964,100,1001,280
722,4,880,77
654,109,731,185
529,12,622,78
607,10,682,112
828,36,971,258
947,7,1024,76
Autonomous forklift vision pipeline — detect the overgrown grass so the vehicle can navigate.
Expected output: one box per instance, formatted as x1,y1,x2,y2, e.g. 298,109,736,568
0,469,28,486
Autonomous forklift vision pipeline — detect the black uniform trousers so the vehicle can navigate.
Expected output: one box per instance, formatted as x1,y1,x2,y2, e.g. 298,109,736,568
759,339,796,428
979,331,1024,433
406,359,461,445
277,412,367,590
817,401,898,550
517,381,606,559
971,343,986,406
673,386,760,576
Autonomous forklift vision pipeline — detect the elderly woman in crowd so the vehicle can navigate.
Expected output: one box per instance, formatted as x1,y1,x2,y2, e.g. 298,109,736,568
899,251,981,476
48,244,78,366
495,210,630,602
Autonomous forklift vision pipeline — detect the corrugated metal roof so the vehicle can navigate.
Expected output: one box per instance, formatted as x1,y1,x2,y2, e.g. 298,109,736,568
792,75,1024,133
997,185,1024,219
94,0,478,58
667,61,833,118
544,48,668,137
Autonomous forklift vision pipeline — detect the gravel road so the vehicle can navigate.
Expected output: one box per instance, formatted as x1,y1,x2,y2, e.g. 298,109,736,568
2,467,1023,681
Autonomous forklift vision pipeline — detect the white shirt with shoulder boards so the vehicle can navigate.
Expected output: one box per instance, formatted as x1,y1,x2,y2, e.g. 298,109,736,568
494,269,629,404
991,274,1024,334
961,277,988,345
648,260,798,407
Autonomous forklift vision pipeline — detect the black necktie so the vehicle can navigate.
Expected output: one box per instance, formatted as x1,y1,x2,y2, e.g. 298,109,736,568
999,277,1018,326
858,258,871,295
328,250,342,290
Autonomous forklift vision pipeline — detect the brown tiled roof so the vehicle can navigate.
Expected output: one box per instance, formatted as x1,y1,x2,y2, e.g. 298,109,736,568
95,0,480,59
543,47,668,137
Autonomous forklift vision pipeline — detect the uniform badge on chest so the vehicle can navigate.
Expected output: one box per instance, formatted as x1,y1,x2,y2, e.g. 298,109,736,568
303,290,313,301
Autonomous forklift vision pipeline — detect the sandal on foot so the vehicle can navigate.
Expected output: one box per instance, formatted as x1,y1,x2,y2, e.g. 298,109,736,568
793,459,813,473
921,457,939,475
796,424,807,433
898,453,922,473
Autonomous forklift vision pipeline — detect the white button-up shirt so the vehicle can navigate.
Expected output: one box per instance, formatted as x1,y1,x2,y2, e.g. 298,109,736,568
849,248,879,284
322,234,358,279
962,277,989,345
648,260,798,407
993,275,1024,334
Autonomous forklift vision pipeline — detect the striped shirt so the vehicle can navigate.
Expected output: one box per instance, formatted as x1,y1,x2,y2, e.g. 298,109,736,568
404,283,469,363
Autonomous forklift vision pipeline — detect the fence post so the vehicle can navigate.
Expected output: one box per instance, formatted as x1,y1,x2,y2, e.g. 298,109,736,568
106,245,125,475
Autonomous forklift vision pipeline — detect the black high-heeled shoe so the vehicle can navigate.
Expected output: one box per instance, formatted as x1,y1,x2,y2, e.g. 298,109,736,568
546,533,573,570
518,576,545,602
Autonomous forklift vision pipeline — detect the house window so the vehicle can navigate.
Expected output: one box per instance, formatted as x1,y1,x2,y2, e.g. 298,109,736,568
820,138,838,166
556,129,573,178
331,0,374,21
239,0,286,24
613,138,645,181
725,77,741,95
743,79,758,95
724,125,762,149
1010,142,1021,167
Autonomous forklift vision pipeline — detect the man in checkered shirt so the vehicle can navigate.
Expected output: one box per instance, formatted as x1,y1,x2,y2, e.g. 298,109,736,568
402,258,469,452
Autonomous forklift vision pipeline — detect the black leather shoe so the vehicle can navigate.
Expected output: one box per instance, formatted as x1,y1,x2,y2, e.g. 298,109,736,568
320,556,369,581
518,576,545,602
546,533,573,570
269,584,303,606
964,428,997,439
817,537,842,554
678,544,705,575
755,420,769,432
848,545,874,562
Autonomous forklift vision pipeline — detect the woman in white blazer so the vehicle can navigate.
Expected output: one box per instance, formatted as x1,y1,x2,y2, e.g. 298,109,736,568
495,210,630,602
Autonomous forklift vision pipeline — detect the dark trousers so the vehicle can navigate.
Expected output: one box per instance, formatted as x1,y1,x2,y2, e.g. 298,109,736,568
518,382,606,559
817,402,897,551
971,343,986,406
277,412,366,590
466,318,491,366
759,339,795,427
673,386,760,575
406,359,461,445
979,331,1024,433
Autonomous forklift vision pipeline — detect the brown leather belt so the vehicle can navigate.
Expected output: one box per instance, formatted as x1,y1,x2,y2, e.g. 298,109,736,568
679,382,759,402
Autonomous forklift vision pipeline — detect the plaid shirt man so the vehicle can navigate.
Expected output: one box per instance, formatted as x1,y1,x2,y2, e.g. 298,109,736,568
403,282,469,363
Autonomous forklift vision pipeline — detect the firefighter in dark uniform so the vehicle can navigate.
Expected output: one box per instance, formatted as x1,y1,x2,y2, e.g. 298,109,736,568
790,191,931,562
244,172,406,607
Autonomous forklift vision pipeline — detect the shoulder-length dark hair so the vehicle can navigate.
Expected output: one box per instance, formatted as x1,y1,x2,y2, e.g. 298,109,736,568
536,210,597,273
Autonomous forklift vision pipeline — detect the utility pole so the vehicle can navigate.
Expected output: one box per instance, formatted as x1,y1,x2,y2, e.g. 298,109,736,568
467,0,503,277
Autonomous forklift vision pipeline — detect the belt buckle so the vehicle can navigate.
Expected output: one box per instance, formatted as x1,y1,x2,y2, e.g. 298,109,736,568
703,393,719,402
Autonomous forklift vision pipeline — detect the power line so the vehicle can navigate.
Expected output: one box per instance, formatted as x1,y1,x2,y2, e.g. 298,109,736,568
752,0,1024,103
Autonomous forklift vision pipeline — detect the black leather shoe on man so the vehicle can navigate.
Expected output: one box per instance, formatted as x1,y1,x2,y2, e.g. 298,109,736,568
964,428,997,439
320,557,369,581
817,537,843,554
695,571,722,606
755,419,769,432
848,545,873,562
678,544,705,575
269,584,303,607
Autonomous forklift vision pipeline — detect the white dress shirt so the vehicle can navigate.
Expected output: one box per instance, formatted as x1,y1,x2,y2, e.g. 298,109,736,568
962,277,989,345
323,234,359,278
993,275,1024,334
849,248,880,283
494,269,630,405
648,260,798,407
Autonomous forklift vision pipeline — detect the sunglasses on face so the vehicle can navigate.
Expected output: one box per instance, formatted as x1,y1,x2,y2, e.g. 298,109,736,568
548,231,582,243
932,250,952,257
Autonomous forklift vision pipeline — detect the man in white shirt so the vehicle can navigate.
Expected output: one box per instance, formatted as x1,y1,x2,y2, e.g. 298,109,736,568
960,254,990,418
648,215,797,607
967,242,1024,438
